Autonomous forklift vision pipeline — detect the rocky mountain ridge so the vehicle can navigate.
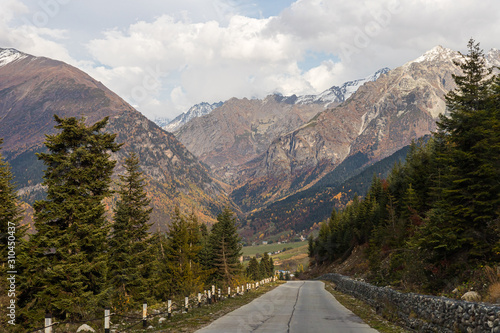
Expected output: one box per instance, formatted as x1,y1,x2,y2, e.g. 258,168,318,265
174,68,389,182
229,45,500,213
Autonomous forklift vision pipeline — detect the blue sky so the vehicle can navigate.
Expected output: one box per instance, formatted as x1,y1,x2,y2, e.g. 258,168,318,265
2,0,500,119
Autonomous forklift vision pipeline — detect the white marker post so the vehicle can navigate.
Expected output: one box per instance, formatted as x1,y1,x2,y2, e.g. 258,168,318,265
45,314,52,333
104,307,110,333
142,302,147,328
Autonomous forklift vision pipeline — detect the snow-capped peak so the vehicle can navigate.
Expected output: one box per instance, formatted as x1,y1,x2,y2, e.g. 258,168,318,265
164,101,224,132
412,45,460,64
295,67,390,107
0,48,27,68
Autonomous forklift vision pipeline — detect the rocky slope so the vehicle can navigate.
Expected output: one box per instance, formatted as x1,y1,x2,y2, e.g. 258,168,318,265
174,69,388,182
0,48,232,229
231,46,500,212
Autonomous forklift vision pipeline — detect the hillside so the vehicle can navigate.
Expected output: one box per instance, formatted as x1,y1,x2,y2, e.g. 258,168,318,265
239,143,412,242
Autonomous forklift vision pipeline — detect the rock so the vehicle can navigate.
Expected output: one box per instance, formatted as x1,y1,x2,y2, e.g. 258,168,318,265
76,324,96,332
461,291,482,302
158,317,166,323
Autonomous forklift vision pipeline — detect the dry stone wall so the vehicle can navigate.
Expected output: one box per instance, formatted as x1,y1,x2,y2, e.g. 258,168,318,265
320,273,500,333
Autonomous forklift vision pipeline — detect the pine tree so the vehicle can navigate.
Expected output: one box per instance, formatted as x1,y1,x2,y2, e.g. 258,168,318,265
0,138,26,326
259,252,271,278
246,257,260,280
108,153,153,309
164,208,204,296
434,39,499,259
208,208,242,287
17,116,121,325
0,138,25,264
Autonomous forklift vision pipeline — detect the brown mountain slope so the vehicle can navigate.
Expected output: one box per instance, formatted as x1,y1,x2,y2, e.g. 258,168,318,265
0,48,232,228
174,95,328,182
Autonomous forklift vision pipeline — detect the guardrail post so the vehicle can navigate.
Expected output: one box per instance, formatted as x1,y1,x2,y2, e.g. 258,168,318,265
142,302,147,328
185,296,189,312
104,307,110,333
45,313,52,333
198,292,202,307
208,290,212,304
228,286,231,298
168,299,172,318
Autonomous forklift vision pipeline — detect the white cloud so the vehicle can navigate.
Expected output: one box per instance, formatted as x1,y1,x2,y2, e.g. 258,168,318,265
2,0,500,119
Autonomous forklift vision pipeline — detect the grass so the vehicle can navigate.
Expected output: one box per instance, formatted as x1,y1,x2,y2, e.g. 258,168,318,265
241,241,307,257
323,281,410,333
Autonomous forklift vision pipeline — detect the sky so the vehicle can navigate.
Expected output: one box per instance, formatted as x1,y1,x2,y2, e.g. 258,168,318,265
1,0,500,120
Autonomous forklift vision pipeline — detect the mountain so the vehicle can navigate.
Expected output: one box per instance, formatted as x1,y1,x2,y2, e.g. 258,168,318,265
173,68,388,182
0,48,232,229
152,116,171,128
231,45,500,215
239,143,413,242
295,67,390,107
164,101,223,132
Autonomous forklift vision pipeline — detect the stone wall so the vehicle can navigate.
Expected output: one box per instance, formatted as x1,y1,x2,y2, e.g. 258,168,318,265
319,273,500,332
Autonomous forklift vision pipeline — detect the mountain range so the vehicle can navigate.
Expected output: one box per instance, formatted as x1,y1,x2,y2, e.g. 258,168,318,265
170,46,500,240
2,45,499,241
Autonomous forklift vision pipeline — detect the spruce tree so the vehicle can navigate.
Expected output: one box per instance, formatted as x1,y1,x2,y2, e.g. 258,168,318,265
18,116,120,324
208,208,242,287
434,39,499,259
246,257,260,280
0,138,24,264
164,208,203,296
108,153,153,309
0,138,26,327
259,252,271,278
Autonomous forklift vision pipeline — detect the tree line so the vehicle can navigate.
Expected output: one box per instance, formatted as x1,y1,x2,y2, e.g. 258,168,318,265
309,39,500,293
0,114,271,330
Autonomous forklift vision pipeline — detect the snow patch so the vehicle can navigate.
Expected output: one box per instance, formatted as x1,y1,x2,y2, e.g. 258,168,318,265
164,101,223,132
296,67,390,107
0,48,27,67
412,45,460,64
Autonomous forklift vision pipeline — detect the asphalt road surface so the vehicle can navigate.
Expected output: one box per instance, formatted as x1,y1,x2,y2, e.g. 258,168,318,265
195,280,379,333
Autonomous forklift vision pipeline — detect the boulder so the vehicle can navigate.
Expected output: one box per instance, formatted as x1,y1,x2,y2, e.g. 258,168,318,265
76,324,96,332
461,291,481,302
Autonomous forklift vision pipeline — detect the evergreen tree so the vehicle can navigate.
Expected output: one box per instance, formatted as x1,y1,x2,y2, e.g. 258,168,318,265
259,252,271,278
18,116,121,325
208,208,242,287
108,153,153,309
433,39,499,259
269,257,275,277
0,138,25,264
0,138,26,327
246,257,260,280
164,208,203,296
197,222,213,272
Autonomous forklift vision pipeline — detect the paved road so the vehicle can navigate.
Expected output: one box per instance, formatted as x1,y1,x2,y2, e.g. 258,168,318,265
195,280,379,333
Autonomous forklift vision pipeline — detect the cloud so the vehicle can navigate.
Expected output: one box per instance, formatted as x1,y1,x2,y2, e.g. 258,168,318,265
3,0,500,119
